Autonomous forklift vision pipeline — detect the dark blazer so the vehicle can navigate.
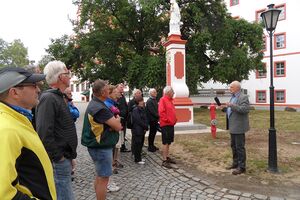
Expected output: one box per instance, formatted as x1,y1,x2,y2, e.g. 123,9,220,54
228,93,250,134
146,97,159,122
128,98,136,112
132,106,148,136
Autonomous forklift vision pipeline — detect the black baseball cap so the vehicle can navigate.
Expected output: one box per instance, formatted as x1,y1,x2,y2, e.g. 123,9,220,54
0,67,45,93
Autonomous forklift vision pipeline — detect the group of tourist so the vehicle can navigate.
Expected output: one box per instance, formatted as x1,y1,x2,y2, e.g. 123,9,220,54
0,59,249,200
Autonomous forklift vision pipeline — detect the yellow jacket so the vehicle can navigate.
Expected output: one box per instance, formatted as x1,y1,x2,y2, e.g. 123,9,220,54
0,103,56,199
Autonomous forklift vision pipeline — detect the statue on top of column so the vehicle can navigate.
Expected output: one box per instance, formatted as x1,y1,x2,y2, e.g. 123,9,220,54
169,0,182,35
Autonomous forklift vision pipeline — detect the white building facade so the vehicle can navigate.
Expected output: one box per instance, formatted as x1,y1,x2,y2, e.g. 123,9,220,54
201,0,300,110
70,76,90,102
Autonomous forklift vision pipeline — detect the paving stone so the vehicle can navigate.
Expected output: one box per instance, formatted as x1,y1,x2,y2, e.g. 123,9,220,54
228,190,242,196
269,197,285,200
72,103,280,200
223,194,239,200
253,194,268,199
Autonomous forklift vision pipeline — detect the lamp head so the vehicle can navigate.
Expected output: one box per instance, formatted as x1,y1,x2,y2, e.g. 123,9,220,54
261,4,281,33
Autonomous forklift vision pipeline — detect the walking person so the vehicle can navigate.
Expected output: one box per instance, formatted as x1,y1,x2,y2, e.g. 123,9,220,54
158,86,177,169
0,67,56,199
131,96,148,164
223,81,250,175
146,88,159,152
81,80,122,200
36,61,78,200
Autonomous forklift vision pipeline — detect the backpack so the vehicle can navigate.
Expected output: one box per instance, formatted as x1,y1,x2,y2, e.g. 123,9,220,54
126,112,133,129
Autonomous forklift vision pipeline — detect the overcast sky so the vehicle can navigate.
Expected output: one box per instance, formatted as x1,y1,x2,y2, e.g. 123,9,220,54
0,0,77,63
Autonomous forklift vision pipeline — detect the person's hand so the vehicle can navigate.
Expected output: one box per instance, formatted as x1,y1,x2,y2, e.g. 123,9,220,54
71,159,76,172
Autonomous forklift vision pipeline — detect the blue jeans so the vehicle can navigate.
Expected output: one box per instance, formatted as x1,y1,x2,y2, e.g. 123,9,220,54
88,148,113,177
53,158,74,200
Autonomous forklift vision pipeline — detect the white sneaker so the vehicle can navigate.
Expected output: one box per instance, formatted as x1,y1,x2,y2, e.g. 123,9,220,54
107,183,120,192
141,158,145,162
138,161,145,165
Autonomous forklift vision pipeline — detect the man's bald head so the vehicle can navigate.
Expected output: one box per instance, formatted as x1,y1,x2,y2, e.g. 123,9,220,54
229,81,241,94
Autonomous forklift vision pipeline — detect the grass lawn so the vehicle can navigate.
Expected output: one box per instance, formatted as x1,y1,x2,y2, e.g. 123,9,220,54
154,107,300,189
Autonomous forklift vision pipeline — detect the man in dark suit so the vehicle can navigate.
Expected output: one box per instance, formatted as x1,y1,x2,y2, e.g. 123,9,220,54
223,81,250,175
146,88,159,152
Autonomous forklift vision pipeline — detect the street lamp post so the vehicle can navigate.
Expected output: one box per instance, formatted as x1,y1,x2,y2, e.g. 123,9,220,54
260,4,281,173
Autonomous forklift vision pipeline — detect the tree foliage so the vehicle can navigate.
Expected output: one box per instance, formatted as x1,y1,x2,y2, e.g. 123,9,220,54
0,38,29,68
46,0,264,93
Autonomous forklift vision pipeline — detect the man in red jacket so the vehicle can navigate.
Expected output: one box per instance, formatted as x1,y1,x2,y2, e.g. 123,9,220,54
158,86,177,169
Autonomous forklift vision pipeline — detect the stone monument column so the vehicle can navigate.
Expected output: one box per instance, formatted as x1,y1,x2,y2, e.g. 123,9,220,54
163,0,194,126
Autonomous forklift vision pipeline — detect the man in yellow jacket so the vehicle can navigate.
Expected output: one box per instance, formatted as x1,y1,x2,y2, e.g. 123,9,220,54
0,67,56,199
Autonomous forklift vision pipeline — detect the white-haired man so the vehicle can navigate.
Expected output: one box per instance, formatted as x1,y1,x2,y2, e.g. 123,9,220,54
0,67,56,199
146,88,159,152
223,81,250,175
127,89,142,153
158,86,177,169
36,60,78,199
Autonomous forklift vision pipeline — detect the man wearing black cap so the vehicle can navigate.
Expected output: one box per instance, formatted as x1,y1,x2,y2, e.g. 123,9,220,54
0,67,56,199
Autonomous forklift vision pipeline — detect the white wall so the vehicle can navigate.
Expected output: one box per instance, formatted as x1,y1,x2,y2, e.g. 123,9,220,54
201,1,300,108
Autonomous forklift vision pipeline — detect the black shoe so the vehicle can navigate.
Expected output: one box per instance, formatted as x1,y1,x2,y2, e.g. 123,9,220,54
225,165,238,170
148,146,156,152
113,168,119,174
120,147,131,152
167,157,176,164
232,168,246,175
162,160,172,169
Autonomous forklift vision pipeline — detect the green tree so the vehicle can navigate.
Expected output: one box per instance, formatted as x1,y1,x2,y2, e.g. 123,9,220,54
0,39,29,68
46,0,264,93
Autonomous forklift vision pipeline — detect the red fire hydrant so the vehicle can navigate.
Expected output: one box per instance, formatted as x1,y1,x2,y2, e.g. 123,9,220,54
210,103,217,139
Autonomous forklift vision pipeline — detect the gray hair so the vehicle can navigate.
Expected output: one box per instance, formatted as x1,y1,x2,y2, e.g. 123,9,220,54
148,88,156,96
132,89,141,97
230,81,241,89
163,86,173,95
44,60,66,85
92,79,108,97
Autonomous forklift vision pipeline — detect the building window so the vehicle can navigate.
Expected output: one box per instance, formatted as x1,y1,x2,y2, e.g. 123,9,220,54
256,9,266,23
275,4,286,21
70,84,74,92
256,90,267,103
275,90,286,103
256,63,267,78
274,33,286,49
274,61,286,77
76,84,79,92
81,83,85,91
262,35,267,51
230,0,239,6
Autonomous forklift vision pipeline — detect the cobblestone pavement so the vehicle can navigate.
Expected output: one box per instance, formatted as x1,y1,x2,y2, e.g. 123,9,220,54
72,103,287,200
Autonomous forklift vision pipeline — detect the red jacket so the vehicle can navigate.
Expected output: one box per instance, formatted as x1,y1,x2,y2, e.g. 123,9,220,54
158,95,177,127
